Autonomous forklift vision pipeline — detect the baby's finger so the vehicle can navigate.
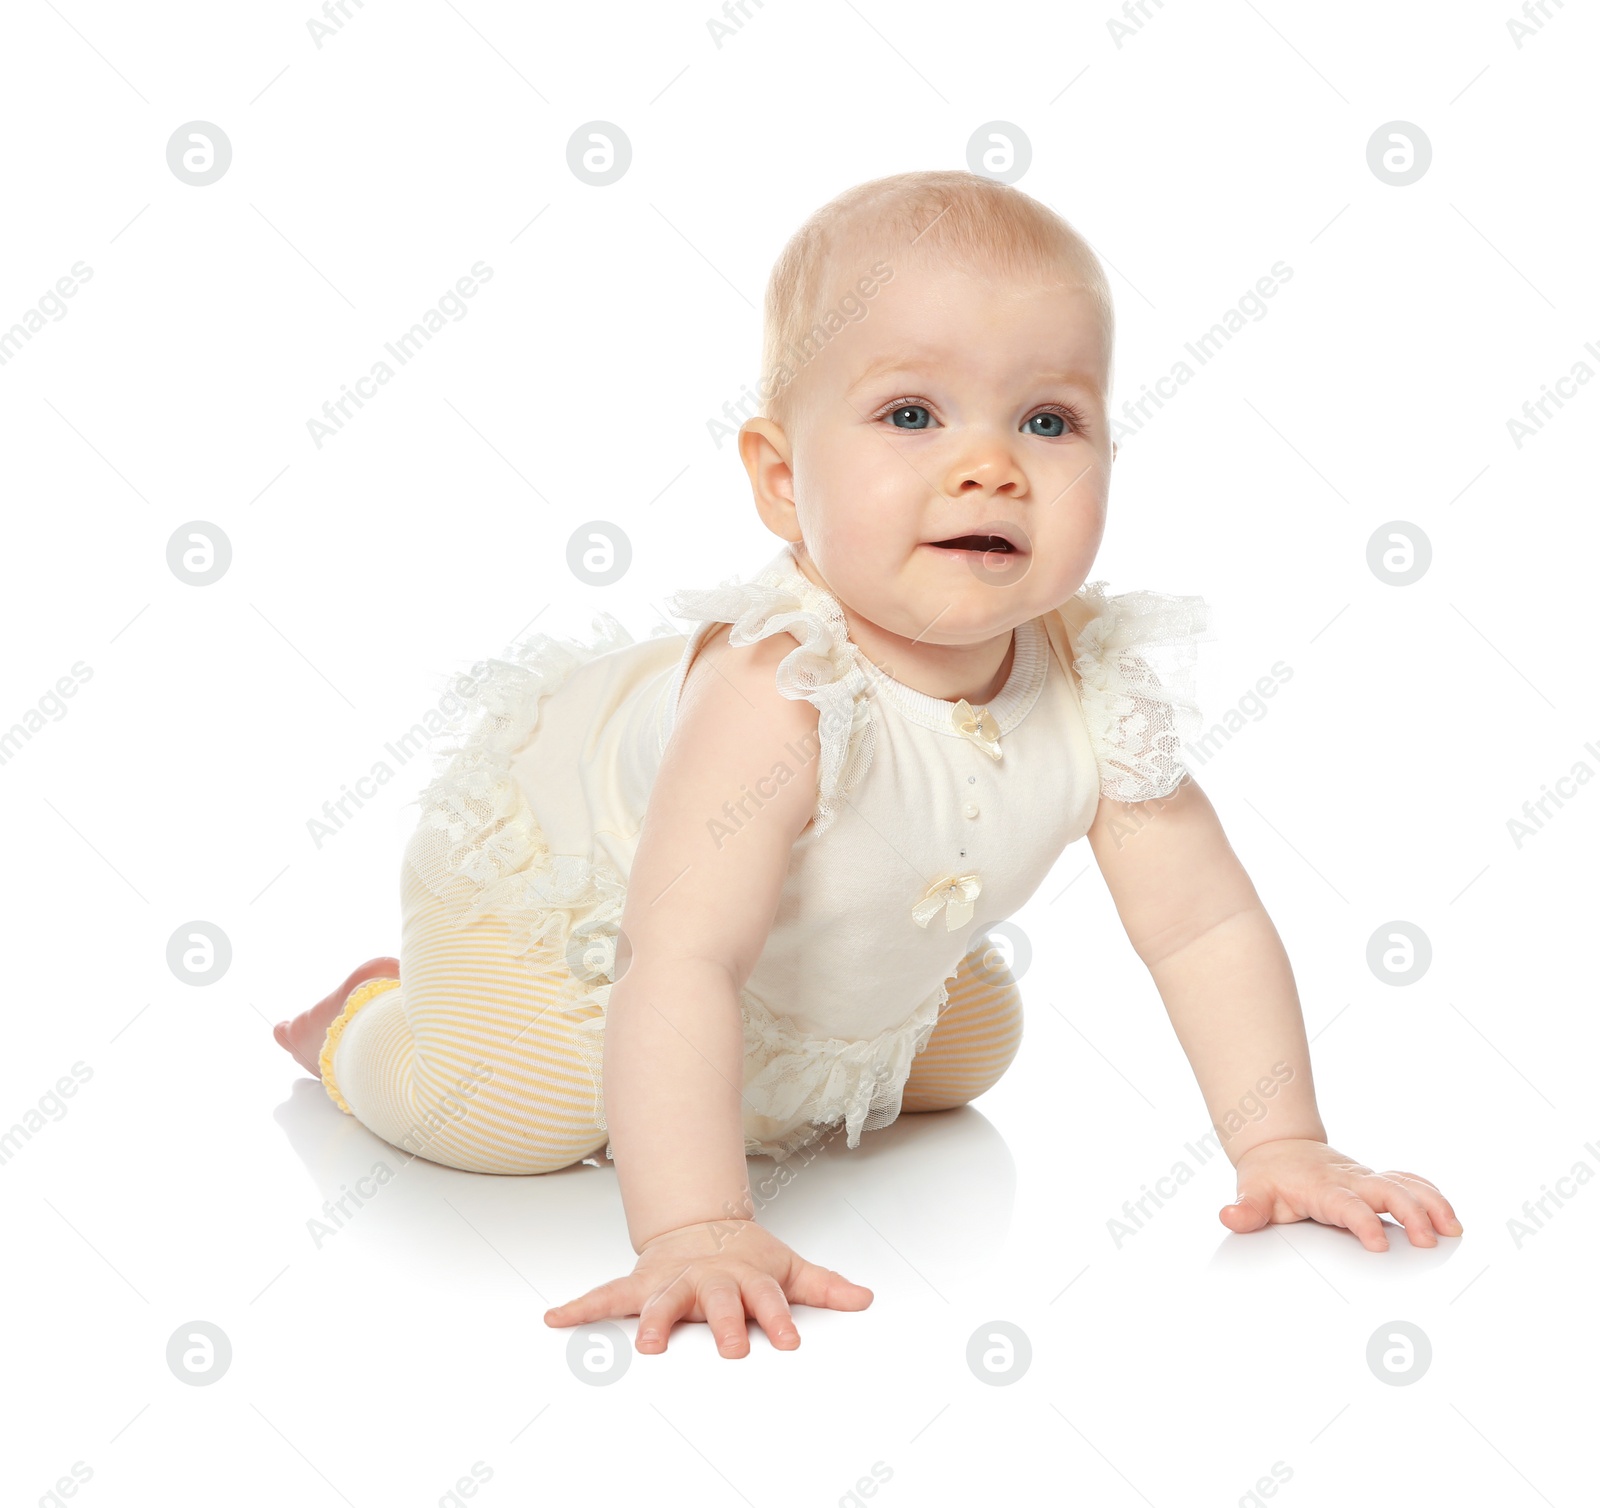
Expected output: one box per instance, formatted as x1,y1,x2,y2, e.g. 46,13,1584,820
784,1259,874,1312
1363,1178,1440,1248
1311,1186,1390,1251
544,1276,640,1328
1218,1186,1274,1234
635,1265,696,1353
741,1271,801,1351
1388,1172,1464,1235
1386,1169,1441,1192
698,1278,751,1359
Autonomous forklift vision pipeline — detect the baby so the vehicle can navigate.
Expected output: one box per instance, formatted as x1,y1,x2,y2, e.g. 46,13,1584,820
273,169,1461,1359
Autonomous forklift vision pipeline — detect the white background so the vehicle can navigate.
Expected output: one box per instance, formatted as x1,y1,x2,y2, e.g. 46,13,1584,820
2,1,1596,1504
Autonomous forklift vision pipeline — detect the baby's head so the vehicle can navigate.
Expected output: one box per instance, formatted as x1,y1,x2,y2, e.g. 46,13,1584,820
739,170,1116,646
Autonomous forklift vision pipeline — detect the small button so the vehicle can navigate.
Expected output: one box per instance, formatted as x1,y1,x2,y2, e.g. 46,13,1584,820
962,802,979,820
967,775,976,784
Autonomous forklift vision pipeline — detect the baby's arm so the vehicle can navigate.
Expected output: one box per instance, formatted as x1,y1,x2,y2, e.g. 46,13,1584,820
605,624,817,1250
1086,776,1462,1250
543,624,874,1356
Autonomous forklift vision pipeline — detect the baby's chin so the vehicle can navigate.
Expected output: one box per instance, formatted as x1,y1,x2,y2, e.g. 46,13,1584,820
797,537,1065,622
872,569,1049,635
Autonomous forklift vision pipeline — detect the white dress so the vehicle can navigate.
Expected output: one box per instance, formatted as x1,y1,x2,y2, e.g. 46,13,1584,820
404,542,1212,1162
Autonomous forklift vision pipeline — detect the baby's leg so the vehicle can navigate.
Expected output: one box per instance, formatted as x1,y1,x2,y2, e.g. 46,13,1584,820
315,845,610,1175
275,956,399,1074
901,938,1024,1113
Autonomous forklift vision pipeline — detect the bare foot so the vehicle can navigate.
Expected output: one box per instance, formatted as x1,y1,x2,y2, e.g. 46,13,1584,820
274,957,399,1077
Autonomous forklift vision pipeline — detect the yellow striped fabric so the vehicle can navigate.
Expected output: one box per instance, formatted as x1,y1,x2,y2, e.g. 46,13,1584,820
322,847,1025,1174
900,939,1024,1114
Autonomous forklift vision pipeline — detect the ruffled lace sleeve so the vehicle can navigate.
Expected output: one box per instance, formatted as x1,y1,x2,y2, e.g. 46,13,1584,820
665,550,876,840
1061,582,1213,802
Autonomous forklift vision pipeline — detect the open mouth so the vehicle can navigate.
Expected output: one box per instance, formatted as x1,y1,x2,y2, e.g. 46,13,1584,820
926,534,1024,555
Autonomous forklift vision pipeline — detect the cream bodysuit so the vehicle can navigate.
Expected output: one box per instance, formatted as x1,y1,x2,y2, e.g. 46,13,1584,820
404,541,1211,1162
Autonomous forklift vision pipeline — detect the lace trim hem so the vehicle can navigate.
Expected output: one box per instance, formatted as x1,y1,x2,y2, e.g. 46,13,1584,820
319,976,403,1115
733,982,947,1163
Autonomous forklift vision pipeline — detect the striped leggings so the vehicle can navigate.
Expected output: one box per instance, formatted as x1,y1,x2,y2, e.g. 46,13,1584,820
320,841,1025,1175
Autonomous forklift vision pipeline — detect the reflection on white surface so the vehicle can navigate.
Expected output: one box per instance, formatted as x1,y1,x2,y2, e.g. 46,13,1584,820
273,1076,1017,1302
1208,1212,1463,1278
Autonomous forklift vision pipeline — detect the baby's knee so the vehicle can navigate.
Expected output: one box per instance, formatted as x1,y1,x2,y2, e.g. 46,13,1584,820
404,1128,604,1175
391,1092,605,1174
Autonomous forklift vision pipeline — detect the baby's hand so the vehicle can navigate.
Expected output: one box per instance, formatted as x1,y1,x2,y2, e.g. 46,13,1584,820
1219,1138,1464,1251
542,1217,873,1357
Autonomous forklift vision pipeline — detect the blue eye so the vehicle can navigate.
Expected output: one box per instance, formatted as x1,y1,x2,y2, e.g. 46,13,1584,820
1025,411,1066,437
886,404,932,430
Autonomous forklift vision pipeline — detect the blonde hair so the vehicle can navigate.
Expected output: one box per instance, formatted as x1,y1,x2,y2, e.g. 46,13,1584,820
758,170,1114,429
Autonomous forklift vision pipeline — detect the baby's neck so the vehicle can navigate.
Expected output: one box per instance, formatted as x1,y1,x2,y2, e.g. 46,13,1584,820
789,549,1020,705
854,620,1017,706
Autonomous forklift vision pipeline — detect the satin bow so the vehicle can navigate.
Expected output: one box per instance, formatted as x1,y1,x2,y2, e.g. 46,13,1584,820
952,698,1002,760
912,871,983,931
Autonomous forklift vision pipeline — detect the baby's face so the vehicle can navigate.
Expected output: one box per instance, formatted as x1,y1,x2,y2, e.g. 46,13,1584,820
779,254,1113,646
